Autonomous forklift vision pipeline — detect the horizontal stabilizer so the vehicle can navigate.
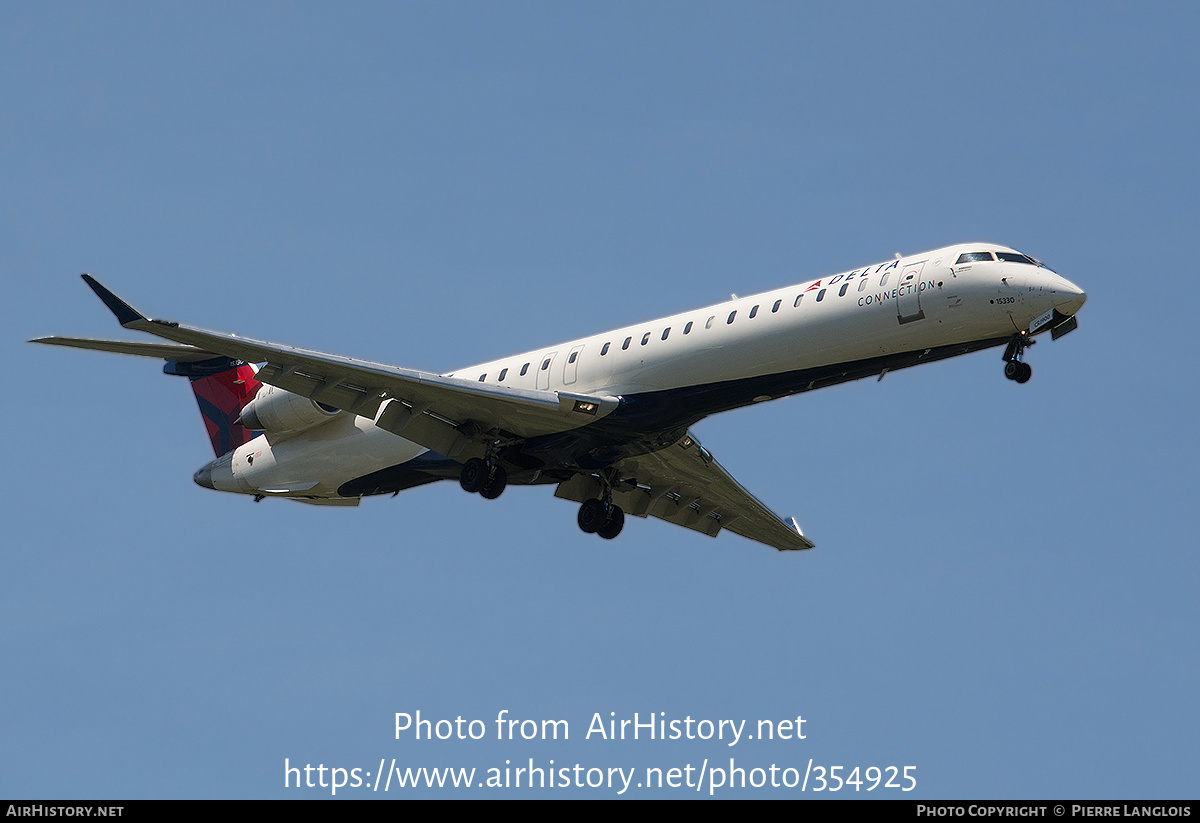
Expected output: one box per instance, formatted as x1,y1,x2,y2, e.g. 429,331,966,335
30,337,218,362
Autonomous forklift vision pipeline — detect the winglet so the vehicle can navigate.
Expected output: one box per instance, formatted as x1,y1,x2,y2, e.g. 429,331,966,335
81,274,146,327
788,517,815,551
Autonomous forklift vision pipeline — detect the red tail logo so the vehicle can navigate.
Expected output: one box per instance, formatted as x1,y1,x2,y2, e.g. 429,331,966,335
189,363,262,457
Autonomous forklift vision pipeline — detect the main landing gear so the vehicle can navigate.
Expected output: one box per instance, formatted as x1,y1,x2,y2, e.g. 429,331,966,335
577,497,625,540
1002,332,1034,384
459,457,507,499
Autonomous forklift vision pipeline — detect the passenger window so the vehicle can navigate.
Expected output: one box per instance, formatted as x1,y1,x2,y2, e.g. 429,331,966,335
498,368,508,381
641,332,650,346
541,358,550,371
727,310,737,324
880,273,889,287
816,289,826,302
772,299,781,313
858,278,868,292
749,305,759,318
838,283,849,297
684,321,693,334
568,351,577,364
661,328,670,341
601,342,610,356
622,337,631,350
520,363,529,376
794,294,803,307
706,316,716,329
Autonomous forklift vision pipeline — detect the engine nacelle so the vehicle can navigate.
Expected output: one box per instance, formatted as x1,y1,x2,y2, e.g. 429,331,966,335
238,384,343,434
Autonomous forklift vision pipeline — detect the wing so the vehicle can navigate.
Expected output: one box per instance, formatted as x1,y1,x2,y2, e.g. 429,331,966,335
67,276,620,462
50,276,813,551
554,432,814,551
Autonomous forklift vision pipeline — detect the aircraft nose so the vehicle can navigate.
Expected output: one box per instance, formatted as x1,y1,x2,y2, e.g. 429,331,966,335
193,463,215,489
1053,276,1087,315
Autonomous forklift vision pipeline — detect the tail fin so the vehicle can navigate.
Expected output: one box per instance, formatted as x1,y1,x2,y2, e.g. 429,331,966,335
164,356,262,457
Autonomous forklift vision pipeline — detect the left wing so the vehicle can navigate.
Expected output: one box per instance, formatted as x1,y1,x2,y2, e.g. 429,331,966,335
68,276,620,461
555,432,814,551
46,276,813,552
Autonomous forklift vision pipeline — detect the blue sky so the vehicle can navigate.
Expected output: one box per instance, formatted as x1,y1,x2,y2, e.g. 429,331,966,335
3,2,1197,798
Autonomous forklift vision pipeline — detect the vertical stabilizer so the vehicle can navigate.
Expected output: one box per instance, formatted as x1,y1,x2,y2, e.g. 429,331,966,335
164,356,262,457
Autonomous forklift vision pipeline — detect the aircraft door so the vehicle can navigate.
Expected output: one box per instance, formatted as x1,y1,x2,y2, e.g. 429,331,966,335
537,351,557,390
563,345,584,385
897,262,926,324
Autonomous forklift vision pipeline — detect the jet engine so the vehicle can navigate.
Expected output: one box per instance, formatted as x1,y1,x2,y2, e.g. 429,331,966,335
237,384,343,434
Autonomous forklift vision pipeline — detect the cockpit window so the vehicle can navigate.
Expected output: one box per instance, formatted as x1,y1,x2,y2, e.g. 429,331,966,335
955,251,995,264
996,252,1037,265
1029,256,1056,273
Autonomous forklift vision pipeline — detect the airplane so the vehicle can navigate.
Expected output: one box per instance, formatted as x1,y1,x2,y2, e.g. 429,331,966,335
32,242,1085,552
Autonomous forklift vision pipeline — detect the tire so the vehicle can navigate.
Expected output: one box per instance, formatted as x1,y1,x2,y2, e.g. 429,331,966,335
459,458,487,493
597,505,625,539
479,465,507,499
577,498,605,533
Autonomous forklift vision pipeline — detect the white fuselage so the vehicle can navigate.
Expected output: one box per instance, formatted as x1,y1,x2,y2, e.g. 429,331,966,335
213,243,1085,499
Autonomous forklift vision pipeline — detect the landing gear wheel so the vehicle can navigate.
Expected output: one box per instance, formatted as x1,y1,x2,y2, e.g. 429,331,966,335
577,498,606,533
479,465,508,499
597,505,624,539
1002,331,1035,384
459,458,487,493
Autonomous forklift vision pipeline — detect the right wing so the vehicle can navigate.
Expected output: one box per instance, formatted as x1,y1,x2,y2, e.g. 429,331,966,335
555,432,814,551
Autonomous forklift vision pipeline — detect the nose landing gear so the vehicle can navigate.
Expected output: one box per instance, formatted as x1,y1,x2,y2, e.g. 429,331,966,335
1002,332,1034,384
1004,360,1032,383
